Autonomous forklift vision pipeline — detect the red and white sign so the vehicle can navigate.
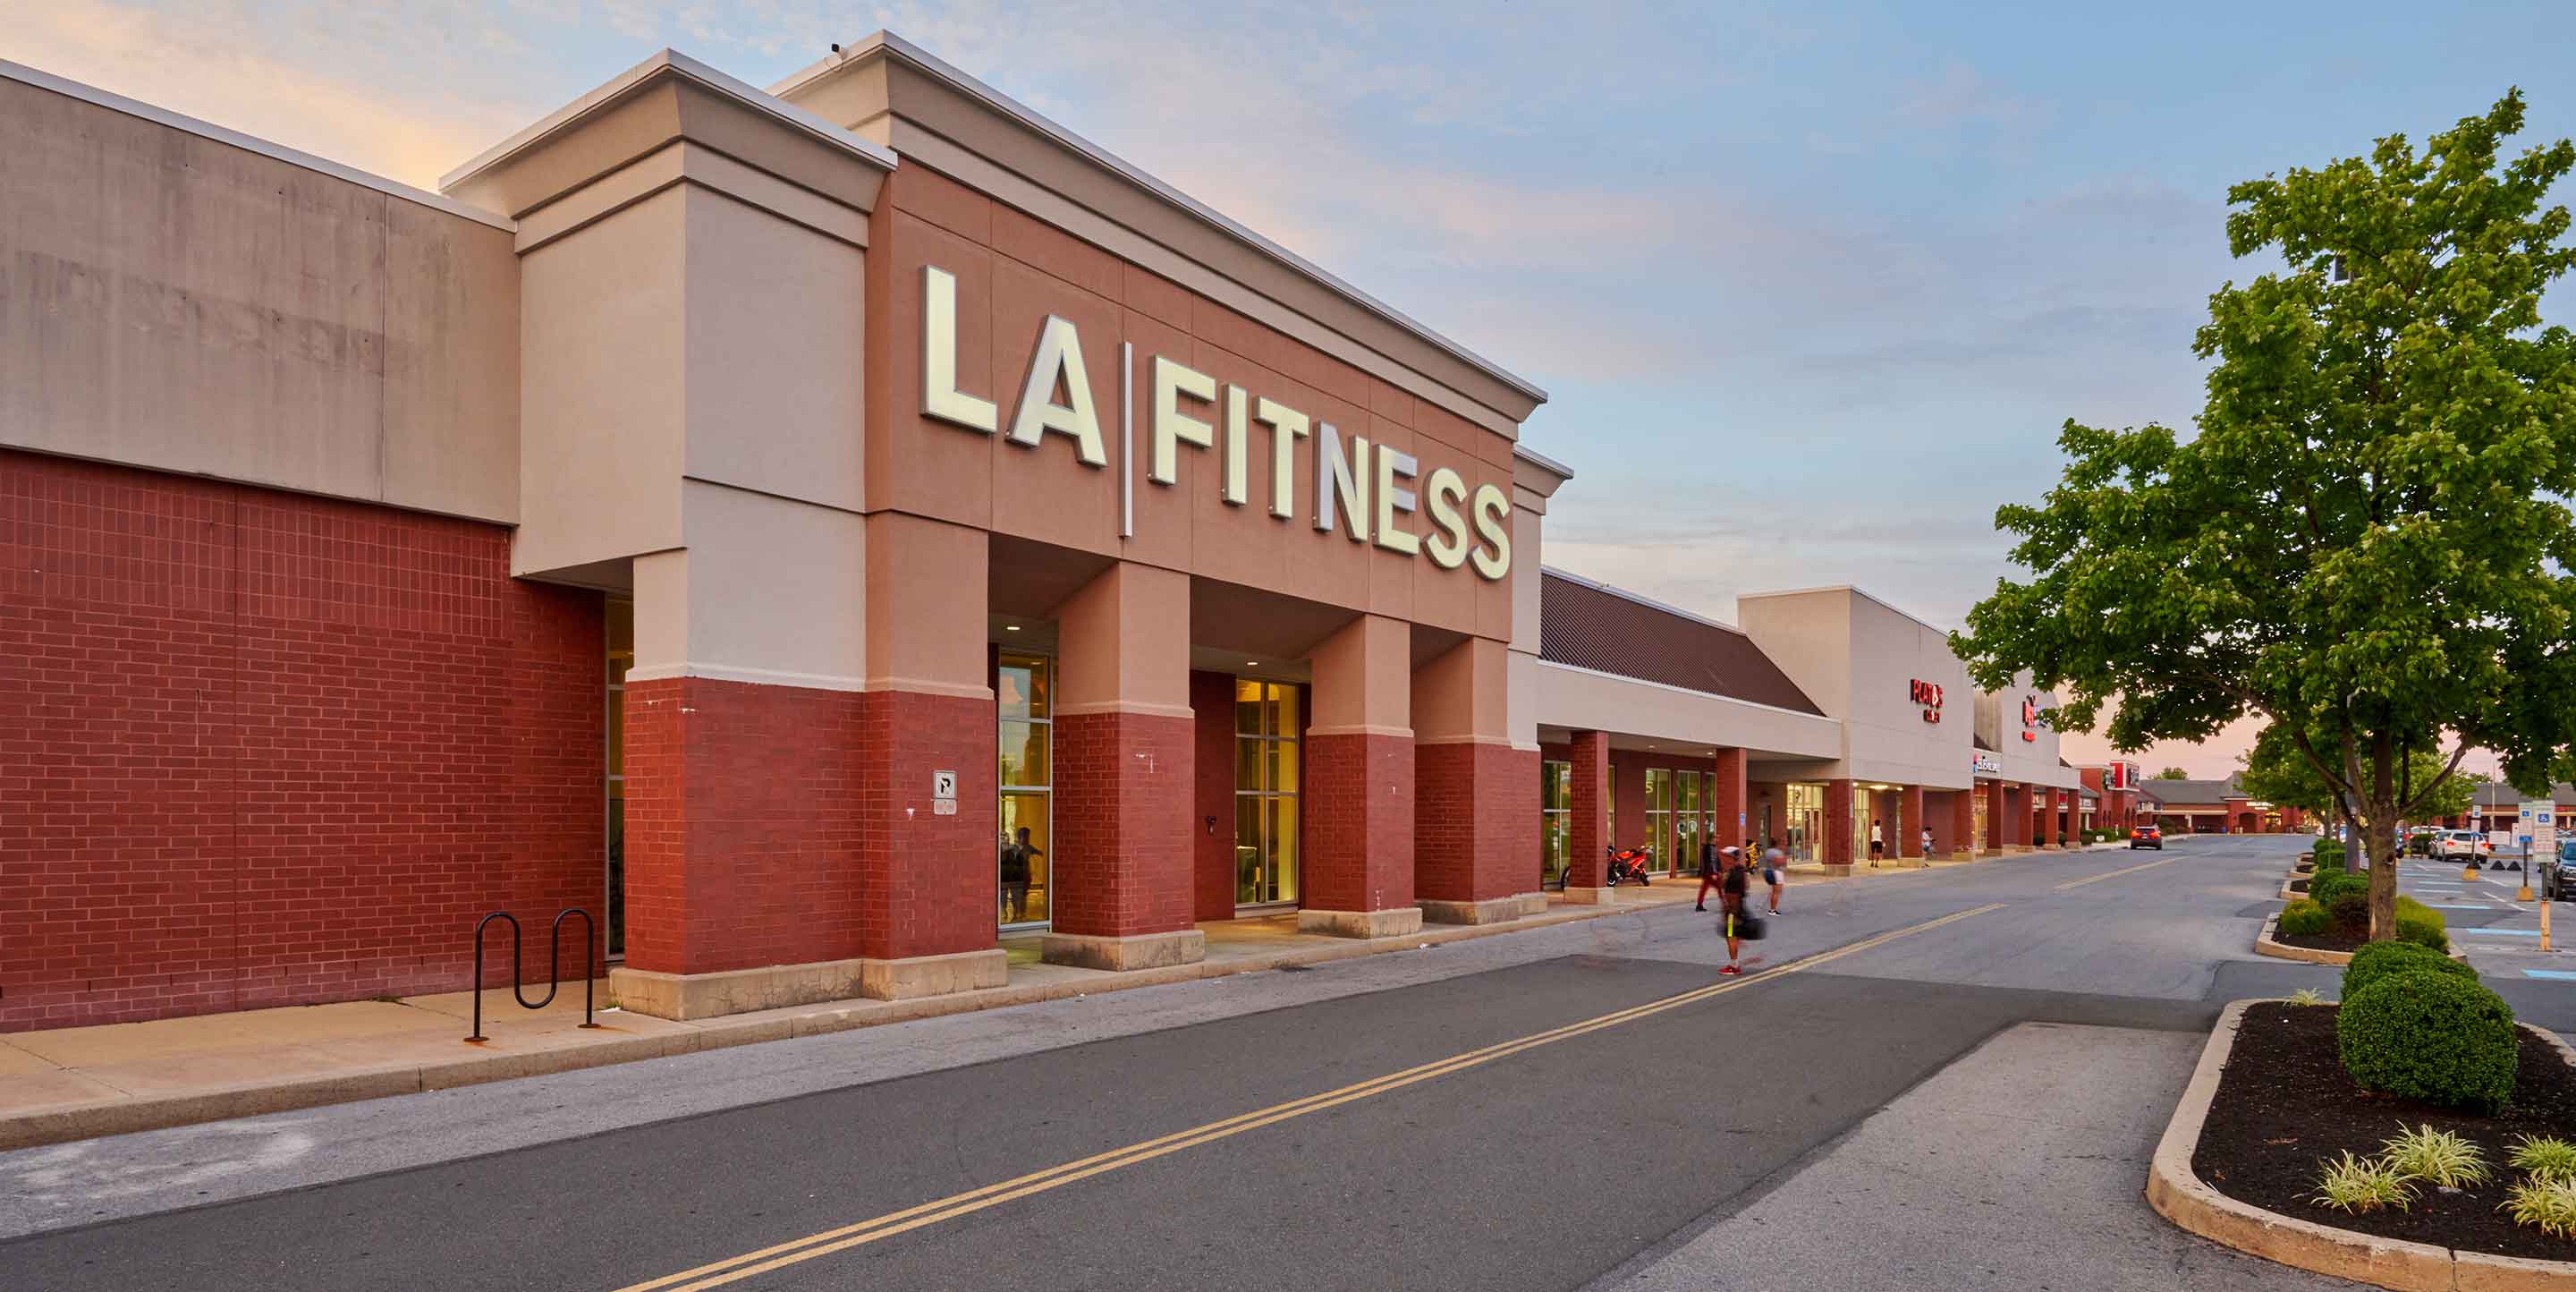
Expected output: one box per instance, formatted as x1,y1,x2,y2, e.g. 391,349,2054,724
1909,679,1944,724
2020,696,2042,742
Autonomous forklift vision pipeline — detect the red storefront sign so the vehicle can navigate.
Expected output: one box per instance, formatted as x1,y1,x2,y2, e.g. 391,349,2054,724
1911,679,1944,724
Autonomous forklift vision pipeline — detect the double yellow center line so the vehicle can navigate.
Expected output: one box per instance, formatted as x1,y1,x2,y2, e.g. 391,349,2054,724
616,900,2005,1292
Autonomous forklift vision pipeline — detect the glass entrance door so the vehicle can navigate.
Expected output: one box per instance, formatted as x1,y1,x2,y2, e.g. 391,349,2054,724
1540,761,1571,887
1235,680,1301,906
997,652,1054,929
1972,785,1991,854
1784,782,1826,862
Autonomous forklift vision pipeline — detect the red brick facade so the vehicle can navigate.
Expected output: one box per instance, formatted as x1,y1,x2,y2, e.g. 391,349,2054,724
621,676,866,975
1824,778,1854,865
1416,741,1538,903
1052,710,1195,939
1566,732,1609,887
855,688,999,962
1,450,603,1029
1304,732,1415,914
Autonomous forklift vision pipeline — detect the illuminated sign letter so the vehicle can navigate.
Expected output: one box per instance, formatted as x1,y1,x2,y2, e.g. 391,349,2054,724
1149,357,1216,484
1315,423,1370,541
1255,397,1309,518
1421,467,1470,569
1007,316,1106,465
1468,483,1511,580
1220,387,1252,506
920,266,997,432
1374,448,1420,555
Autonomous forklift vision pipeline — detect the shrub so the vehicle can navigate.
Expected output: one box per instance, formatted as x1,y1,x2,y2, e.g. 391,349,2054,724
2395,896,2450,952
2314,839,2347,871
2337,970,2520,1112
2512,1136,2576,1183
2343,940,2474,999
2329,892,2371,937
2382,1123,2493,1187
2504,1176,2576,1237
2310,869,2367,906
2313,1150,2415,1214
2277,899,2332,937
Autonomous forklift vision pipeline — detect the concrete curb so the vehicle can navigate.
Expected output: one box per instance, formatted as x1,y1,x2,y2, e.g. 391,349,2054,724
2255,912,2354,965
2282,879,2310,900
0,895,1693,1151
2148,999,2576,1291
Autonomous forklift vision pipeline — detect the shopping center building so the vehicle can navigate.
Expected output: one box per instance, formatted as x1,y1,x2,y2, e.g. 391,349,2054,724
2,35,2080,1031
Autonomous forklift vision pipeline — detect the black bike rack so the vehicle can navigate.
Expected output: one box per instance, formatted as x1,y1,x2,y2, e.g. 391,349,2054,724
465,908,602,1042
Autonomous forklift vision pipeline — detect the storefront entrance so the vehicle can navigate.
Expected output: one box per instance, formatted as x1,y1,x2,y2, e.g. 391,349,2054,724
1234,680,1301,908
1540,760,1572,887
997,651,1055,930
1972,786,1991,854
1784,782,1826,863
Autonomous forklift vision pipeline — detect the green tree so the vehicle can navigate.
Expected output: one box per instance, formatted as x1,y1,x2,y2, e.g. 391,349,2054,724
1954,91,2576,941
2236,721,2483,835
2151,767,2190,780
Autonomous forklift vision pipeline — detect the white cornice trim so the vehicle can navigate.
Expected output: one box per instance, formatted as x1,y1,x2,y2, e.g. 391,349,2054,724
441,48,896,194
0,56,512,232
1537,659,1843,727
773,30,1547,407
626,661,867,693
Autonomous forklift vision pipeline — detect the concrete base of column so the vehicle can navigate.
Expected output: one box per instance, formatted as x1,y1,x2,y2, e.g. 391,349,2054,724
1561,885,1663,905
1822,863,1855,877
1298,906,1426,938
1039,929,1207,972
1419,892,1546,925
860,948,1009,1001
608,948,1007,1019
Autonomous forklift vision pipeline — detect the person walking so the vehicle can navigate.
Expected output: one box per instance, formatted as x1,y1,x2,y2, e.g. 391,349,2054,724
1718,848,1754,974
999,827,1041,922
1868,818,1885,865
1919,825,1934,860
1694,839,1729,912
1761,842,1786,915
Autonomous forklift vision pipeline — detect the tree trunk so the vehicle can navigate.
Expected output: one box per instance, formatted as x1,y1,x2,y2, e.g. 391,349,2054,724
2367,730,2397,941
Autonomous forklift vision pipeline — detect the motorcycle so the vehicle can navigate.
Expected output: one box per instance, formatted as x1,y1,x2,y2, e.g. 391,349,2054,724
1604,845,1654,887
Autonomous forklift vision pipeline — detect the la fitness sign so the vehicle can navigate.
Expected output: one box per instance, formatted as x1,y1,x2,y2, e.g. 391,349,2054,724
1909,678,1944,724
919,266,1513,580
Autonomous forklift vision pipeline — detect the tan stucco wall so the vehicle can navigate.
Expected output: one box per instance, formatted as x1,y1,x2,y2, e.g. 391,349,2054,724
1739,587,1978,789
0,76,519,523
630,480,869,692
1975,672,2079,788
517,185,690,576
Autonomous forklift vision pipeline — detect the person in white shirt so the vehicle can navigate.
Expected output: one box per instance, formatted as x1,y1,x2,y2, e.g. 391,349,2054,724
1919,826,1934,860
1868,819,1885,864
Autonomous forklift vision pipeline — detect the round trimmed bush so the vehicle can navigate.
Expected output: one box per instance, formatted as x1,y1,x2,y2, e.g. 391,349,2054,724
2309,870,2367,906
2343,939,2473,999
2328,892,2370,936
2337,969,2520,1112
2277,898,2332,937
2394,896,2450,952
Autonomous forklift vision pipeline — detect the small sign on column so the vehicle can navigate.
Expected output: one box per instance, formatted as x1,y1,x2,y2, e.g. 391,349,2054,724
933,769,958,816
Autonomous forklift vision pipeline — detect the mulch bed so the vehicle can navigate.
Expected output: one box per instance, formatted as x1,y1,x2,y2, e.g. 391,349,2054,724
2286,878,2309,894
2271,927,2368,953
2194,1002,2576,1259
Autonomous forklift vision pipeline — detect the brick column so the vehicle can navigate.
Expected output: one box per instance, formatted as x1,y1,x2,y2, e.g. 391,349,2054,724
1568,731,1610,892
1950,790,1975,859
2037,787,2058,848
1899,785,1925,861
1825,778,1856,872
1044,564,1205,971
1301,615,1420,937
1985,780,2007,853
1711,749,1749,857
1413,638,1540,924
2006,785,2032,849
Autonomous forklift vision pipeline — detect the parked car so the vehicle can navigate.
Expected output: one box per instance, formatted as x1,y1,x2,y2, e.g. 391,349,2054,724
2405,826,2438,856
2130,823,2162,850
2432,829,2492,862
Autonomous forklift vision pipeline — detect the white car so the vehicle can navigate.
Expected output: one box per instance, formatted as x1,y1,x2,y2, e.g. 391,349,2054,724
2431,829,2492,861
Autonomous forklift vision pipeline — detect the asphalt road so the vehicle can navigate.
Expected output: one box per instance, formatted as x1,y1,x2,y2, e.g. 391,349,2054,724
3,835,2390,1290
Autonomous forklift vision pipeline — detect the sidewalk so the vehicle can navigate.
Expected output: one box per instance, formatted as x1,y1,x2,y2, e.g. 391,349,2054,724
0,887,1706,1151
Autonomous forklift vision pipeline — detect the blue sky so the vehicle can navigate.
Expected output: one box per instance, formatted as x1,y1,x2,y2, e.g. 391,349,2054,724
12,0,2574,774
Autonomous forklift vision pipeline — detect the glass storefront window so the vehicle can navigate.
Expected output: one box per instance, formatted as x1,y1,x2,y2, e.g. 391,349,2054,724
1235,680,1301,905
997,652,1053,927
606,597,631,956
1972,786,1991,854
1540,761,1571,886
1643,769,1674,871
1784,782,1826,863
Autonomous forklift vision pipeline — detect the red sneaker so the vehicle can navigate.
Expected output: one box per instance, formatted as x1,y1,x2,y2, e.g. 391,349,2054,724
1720,965,1741,975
